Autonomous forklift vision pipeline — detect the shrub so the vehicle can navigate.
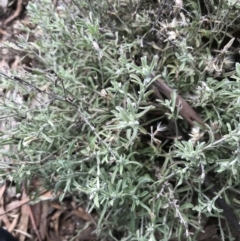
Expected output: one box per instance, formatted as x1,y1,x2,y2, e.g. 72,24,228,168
1,0,240,240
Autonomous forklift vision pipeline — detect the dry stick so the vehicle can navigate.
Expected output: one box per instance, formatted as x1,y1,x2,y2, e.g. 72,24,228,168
4,0,23,25
153,78,205,126
152,78,240,236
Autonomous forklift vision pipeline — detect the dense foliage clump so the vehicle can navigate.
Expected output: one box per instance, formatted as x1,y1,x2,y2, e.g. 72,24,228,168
1,0,240,240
